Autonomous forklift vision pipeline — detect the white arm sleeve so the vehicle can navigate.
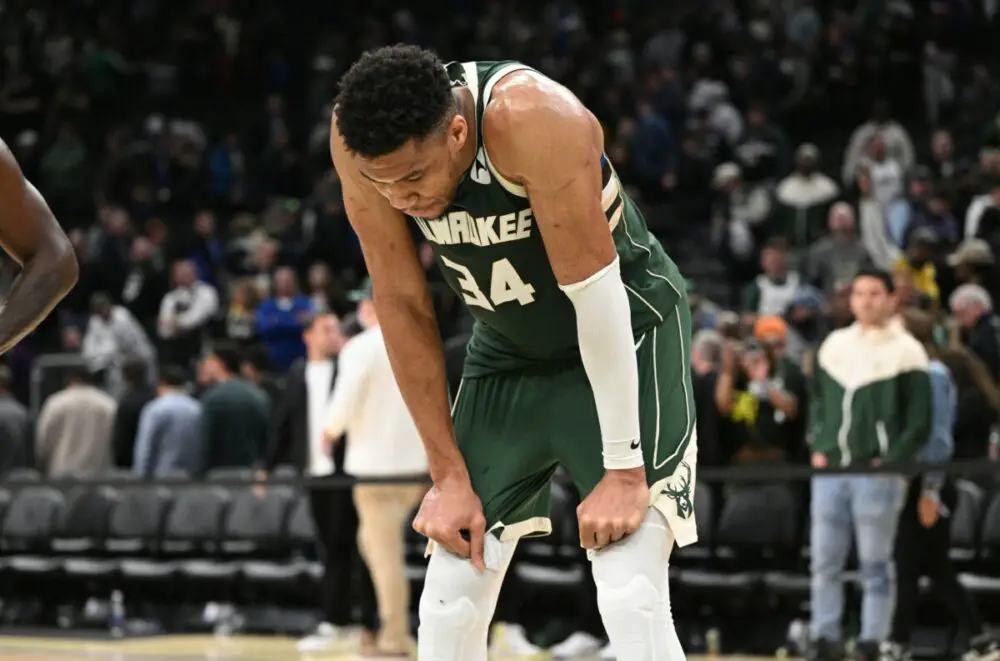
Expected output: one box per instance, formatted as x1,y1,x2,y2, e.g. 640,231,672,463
559,256,643,470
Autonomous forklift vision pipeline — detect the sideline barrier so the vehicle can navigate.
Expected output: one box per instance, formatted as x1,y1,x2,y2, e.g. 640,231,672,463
9,457,999,490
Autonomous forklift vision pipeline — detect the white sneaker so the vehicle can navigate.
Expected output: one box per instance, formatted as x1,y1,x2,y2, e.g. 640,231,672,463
488,622,544,656
599,640,617,660
550,631,603,658
296,622,357,652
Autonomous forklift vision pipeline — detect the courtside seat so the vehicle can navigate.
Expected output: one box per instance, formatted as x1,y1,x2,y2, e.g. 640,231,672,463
0,468,41,491
1,486,66,580
242,494,316,595
959,490,1000,597
950,480,985,567
54,486,121,555
106,486,173,556
122,485,231,588
58,486,123,587
223,487,294,587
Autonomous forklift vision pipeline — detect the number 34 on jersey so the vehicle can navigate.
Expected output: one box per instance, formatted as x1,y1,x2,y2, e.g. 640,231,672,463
441,255,535,311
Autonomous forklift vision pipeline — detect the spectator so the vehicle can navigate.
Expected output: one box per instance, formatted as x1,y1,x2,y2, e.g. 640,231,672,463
892,228,941,307
947,238,998,304
774,144,840,251
858,168,902,271
256,266,314,372
888,309,997,661
121,236,169,338
862,136,905,216
949,283,1000,379
808,269,931,661
0,365,30,474
225,280,260,345
306,262,345,315
843,100,915,186
269,311,375,654
689,329,729,468
110,360,156,469
323,281,428,657
805,202,870,296
81,291,157,397
715,324,804,465
239,346,282,407
198,344,270,471
733,101,790,186
158,260,220,368
740,240,801,321
964,176,1000,239
133,365,203,478
35,367,117,478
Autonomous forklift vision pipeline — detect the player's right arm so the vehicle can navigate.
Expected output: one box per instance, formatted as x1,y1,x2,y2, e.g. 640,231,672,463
329,116,486,568
0,141,78,354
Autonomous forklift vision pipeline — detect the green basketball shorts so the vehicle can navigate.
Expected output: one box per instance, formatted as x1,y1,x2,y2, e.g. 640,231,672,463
449,301,699,549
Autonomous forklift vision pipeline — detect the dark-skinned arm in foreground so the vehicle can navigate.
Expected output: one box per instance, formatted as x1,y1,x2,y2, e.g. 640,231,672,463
0,140,79,353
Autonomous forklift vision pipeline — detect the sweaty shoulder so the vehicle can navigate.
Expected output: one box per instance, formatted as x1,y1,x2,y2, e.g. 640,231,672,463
480,70,603,187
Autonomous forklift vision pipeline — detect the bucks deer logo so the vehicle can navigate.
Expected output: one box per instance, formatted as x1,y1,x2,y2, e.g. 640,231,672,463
662,461,694,520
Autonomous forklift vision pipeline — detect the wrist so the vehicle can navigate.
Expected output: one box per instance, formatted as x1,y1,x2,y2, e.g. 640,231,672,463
429,460,470,487
605,465,647,484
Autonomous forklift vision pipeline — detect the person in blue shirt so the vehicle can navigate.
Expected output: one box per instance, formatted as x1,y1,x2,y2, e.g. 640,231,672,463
887,309,997,661
256,267,314,372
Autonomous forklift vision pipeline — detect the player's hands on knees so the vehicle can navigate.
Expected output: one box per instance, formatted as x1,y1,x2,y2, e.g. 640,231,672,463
413,474,488,572
577,466,648,549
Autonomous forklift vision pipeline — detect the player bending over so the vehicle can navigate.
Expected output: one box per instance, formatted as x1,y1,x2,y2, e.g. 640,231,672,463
330,45,698,660
0,140,78,353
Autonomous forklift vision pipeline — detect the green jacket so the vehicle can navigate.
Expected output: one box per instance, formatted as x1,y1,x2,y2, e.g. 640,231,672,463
809,320,932,466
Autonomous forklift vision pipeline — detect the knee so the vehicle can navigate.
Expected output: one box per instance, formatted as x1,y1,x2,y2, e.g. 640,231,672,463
859,559,893,594
810,544,845,580
417,542,512,660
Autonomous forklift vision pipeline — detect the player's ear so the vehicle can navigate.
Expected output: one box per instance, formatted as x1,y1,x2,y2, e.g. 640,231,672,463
446,113,468,152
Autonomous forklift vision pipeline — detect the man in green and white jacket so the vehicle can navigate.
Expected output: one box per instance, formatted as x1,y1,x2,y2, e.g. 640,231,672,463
807,268,932,661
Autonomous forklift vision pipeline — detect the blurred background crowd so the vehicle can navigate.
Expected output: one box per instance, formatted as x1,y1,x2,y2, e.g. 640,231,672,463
4,0,1000,656
3,0,1000,478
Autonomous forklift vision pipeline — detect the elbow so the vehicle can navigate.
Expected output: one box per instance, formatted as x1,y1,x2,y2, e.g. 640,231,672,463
34,234,79,294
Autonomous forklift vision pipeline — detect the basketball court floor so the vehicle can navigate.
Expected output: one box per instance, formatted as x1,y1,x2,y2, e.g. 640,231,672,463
0,634,768,660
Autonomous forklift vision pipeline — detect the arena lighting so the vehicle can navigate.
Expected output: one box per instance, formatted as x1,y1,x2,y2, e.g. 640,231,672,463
20,457,1000,490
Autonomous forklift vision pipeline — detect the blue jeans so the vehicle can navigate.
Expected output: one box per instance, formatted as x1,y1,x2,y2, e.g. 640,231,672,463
810,474,906,643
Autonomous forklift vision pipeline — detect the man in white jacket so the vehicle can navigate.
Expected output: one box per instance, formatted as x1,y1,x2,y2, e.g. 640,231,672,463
323,279,428,658
82,292,157,396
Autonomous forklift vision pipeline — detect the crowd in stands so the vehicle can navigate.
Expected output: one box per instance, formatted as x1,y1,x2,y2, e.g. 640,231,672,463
0,1,999,476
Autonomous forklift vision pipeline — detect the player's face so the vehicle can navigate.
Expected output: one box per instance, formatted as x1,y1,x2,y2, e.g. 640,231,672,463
355,115,469,219
850,276,894,326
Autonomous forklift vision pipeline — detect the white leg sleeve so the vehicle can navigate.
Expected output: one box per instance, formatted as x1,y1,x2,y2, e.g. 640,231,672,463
417,536,518,661
592,508,686,661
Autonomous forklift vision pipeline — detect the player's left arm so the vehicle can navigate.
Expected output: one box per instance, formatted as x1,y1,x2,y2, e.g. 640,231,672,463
0,141,78,354
485,73,644,476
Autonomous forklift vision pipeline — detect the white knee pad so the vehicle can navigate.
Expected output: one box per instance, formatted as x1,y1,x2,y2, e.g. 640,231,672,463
417,536,517,661
593,508,686,661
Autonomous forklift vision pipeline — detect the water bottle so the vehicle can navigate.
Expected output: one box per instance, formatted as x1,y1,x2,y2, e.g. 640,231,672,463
109,590,125,638
706,627,721,657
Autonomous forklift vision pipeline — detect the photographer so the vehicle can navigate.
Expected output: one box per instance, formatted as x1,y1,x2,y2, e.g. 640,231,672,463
714,318,806,465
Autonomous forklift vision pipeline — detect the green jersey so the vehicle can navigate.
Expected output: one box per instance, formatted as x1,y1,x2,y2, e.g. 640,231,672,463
413,61,685,376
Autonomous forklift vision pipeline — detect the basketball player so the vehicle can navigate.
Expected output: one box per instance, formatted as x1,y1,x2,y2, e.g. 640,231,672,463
0,139,78,352
330,45,697,660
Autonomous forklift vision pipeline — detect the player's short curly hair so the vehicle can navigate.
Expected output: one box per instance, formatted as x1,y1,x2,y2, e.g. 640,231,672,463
335,44,454,159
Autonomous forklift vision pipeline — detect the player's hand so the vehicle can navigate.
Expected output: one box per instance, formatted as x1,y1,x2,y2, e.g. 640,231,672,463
413,474,487,572
577,466,648,549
